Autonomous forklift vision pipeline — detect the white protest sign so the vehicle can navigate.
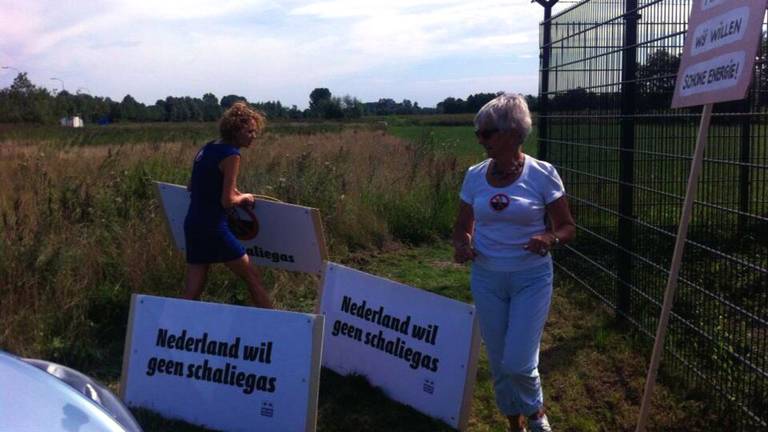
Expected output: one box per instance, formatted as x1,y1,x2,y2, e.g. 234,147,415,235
120,295,324,432
318,262,480,430
671,0,767,107
155,181,327,274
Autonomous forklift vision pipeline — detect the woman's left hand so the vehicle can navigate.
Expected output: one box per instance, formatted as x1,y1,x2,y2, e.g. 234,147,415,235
524,233,555,256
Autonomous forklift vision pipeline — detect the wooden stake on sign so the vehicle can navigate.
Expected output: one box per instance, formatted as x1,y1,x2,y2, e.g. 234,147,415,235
305,315,325,432
457,315,482,431
314,263,329,315
119,294,139,400
635,103,713,432
310,209,329,267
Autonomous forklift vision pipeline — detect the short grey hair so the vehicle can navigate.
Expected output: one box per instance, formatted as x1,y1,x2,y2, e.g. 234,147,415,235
474,93,532,141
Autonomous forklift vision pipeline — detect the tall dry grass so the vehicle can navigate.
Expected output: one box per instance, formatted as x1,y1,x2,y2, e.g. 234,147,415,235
0,129,470,374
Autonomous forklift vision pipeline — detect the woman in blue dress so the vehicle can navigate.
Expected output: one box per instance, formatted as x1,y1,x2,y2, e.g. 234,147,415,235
182,102,272,308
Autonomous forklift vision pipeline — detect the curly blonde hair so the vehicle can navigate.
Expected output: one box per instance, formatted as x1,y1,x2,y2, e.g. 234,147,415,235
219,101,266,142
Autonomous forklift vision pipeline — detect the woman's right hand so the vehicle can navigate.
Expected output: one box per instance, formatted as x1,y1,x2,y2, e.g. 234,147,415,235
453,243,477,264
452,202,476,264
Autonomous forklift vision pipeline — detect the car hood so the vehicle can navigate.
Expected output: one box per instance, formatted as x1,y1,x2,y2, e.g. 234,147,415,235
0,351,139,432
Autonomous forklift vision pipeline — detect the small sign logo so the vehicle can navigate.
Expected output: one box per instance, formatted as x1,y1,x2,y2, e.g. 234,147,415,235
423,379,435,394
489,193,510,212
260,401,274,417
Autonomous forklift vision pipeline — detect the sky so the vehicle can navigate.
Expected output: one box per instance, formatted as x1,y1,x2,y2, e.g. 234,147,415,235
0,0,573,108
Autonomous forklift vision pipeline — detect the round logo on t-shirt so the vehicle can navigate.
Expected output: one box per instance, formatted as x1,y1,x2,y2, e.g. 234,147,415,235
489,193,510,212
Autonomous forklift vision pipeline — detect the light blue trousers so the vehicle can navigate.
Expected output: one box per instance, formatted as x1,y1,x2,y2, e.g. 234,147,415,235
470,261,553,416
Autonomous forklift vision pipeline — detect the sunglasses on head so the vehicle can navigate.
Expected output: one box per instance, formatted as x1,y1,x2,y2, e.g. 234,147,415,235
474,128,500,140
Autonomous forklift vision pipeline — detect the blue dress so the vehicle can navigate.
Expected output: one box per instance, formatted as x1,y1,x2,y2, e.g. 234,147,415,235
184,141,246,264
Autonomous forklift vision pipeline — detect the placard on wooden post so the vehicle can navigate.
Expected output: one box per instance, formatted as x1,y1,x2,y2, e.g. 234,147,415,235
636,1,767,430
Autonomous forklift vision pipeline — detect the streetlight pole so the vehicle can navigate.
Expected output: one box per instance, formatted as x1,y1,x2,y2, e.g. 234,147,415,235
50,77,65,93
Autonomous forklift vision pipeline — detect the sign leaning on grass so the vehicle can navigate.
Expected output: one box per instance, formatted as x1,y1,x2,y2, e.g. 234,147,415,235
120,294,324,432
671,0,767,108
318,262,481,431
155,181,328,274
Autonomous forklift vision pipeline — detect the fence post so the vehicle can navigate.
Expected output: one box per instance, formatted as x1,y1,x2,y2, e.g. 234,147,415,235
618,0,639,316
536,0,558,161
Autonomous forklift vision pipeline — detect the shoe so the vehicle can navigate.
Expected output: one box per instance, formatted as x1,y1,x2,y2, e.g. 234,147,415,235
528,414,552,432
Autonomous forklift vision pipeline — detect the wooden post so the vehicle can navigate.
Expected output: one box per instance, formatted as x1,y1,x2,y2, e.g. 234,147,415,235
635,103,713,432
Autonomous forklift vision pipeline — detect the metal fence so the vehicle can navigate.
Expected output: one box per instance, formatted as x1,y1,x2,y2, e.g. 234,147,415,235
538,0,767,429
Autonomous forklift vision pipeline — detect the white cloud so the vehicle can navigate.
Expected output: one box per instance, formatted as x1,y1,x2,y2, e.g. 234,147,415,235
0,0,547,106
291,0,540,61
7,0,266,22
26,15,121,56
110,0,260,20
289,0,465,19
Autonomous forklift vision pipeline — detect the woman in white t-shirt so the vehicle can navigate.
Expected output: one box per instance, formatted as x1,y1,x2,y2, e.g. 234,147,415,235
452,93,575,432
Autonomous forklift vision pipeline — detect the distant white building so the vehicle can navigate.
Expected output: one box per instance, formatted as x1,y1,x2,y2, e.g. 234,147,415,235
59,116,84,128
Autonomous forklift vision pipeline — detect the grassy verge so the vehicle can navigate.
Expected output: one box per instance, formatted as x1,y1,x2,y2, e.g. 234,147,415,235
128,244,720,431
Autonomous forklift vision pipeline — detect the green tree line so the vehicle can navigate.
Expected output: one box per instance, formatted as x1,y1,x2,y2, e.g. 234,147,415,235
436,92,540,113
0,73,538,124
546,45,767,112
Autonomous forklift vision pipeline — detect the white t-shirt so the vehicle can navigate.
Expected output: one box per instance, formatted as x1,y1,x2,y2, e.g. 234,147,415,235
459,155,565,271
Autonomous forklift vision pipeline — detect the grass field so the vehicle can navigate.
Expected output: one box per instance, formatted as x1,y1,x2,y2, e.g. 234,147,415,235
0,119,727,431
388,125,539,158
